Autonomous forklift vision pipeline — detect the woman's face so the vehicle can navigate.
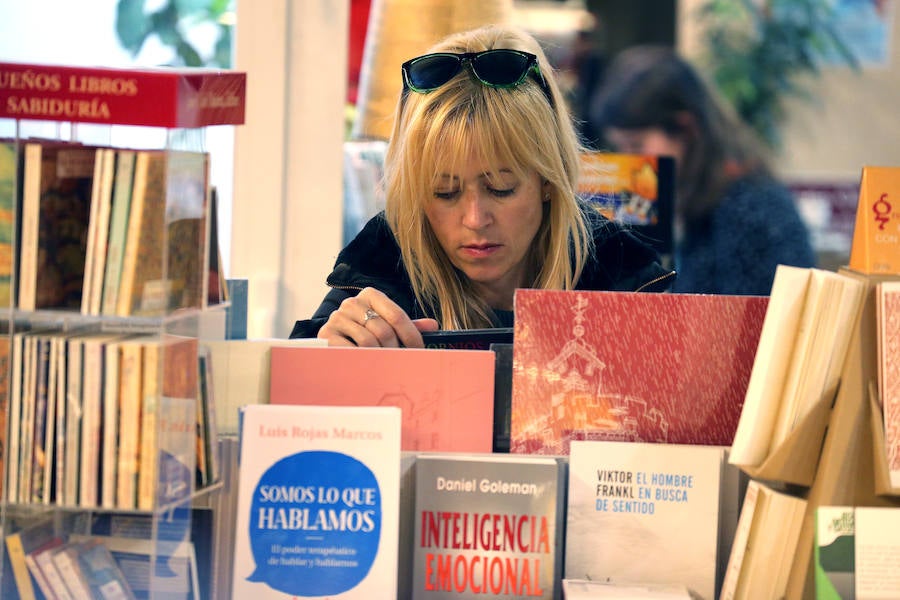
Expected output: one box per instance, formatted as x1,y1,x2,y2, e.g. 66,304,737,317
423,154,546,310
605,127,685,165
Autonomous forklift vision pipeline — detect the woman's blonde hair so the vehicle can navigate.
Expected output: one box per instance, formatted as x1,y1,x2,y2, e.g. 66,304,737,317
384,24,590,329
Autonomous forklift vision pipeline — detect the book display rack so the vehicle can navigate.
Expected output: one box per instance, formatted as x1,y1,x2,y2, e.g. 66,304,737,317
0,60,245,599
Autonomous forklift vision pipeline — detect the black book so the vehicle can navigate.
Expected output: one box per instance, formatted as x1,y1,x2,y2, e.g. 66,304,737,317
420,327,512,350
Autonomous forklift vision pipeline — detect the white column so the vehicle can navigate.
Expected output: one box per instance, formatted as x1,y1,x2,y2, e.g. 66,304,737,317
232,0,347,338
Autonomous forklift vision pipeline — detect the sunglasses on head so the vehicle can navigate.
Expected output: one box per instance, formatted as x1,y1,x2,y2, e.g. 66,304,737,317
401,49,553,106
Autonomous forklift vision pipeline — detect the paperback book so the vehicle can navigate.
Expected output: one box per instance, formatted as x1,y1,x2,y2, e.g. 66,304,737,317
565,440,726,600
511,289,767,454
233,404,401,598
269,346,495,452
411,453,563,599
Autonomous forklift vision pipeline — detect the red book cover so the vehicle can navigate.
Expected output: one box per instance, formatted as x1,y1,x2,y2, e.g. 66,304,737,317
269,346,496,453
510,289,768,454
0,62,245,127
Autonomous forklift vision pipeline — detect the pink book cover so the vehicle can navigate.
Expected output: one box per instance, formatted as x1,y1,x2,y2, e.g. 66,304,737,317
269,346,495,452
879,282,900,487
511,289,768,454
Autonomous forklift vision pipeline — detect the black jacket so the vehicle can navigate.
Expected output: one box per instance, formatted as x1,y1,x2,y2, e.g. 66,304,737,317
290,206,675,338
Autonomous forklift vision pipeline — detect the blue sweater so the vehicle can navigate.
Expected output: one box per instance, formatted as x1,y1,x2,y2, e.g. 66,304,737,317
672,175,816,296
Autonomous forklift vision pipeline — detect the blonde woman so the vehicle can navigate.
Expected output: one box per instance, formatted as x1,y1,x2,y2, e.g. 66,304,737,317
291,25,673,346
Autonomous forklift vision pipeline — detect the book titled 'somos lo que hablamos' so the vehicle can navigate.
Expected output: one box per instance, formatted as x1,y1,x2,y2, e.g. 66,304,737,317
411,453,563,599
232,404,401,599
511,289,767,454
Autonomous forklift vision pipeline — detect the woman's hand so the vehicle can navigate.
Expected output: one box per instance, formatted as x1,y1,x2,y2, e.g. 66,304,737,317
317,287,439,347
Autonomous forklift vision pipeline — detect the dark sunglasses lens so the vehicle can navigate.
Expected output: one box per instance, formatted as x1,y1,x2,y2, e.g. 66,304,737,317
472,51,531,86
408,55,461,90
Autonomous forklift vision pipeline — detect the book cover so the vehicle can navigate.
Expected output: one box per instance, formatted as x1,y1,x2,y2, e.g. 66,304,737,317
565,440,725,600
81,509,209,599
224,278,248,340
0,61,246,127
269,346,495,452
491,342,514,453
116,336,145,509
411,453,563,599
849,166,900,275
232,404,401,598
854,507,900,599
562,579,694,599
815,506,855,600
29,334,52,504
139,335,199,510
101,149,136,316
877,282,900,489
0,335,10,501
577,152,675,267
75,539,138,600
0,140,16,308
6,331,28,503
5,517,58,600
510,289,767,454
81,146,115,315
34,541,76,600
420,328,513,351
18,142,96,311
79,333,127,508
165,150,209,312
116,149,168,317
18,334,37,504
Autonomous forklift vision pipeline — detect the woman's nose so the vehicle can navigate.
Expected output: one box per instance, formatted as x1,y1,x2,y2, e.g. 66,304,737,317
460,191,492,229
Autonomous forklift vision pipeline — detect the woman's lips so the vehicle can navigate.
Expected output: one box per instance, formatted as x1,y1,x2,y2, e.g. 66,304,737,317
460,243,501,258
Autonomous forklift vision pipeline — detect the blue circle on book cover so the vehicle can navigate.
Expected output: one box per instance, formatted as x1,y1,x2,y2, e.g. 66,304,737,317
247,450,382,595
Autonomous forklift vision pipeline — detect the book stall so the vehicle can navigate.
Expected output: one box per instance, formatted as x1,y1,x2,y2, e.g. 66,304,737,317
1,50,900,600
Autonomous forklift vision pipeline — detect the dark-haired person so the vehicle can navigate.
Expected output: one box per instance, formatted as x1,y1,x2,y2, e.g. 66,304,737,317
290,25,674,347
591,45,816,296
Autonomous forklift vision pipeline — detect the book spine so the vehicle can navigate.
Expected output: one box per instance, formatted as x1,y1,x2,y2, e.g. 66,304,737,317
137,341,159,510
101,341,121,509
116,341,142,509
4,533,37,600
720,481,762,600
17,143,41,310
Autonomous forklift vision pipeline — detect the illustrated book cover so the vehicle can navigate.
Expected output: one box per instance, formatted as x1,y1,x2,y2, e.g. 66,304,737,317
815,506,855,600
510,289,767,454
18,142,96,311
233,404,401,599
577,152,675,267
269,346,495,452
411,453,563,599
877,281,900,489
565,440,726,600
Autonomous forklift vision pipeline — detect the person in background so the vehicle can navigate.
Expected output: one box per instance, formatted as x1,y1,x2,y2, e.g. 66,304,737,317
290,25,674,347
590,45,816,296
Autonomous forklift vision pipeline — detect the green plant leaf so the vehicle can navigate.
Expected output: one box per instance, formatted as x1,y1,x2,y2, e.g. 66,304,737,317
115,0,150,54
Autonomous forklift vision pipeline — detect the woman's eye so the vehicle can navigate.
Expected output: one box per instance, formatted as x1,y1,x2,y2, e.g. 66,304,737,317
433,189,459,200
488,187,516,198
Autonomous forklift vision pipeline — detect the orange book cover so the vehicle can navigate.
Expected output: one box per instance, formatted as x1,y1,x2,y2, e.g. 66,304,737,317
510,289,768,454
577,152,675,264
849,166,900,275
269,346,495,452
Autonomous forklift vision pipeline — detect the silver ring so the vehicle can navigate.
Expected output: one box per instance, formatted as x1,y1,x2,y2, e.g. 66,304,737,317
363,308,380,324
